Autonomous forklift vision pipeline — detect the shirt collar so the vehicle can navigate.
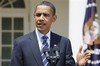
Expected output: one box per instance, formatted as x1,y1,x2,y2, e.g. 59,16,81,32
35,28,50,41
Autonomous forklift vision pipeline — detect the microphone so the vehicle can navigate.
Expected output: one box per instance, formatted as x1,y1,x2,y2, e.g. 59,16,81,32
43,46,50,59
53,45,60,59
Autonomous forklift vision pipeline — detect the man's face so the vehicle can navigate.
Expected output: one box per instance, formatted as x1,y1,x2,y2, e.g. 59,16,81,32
34,5,57,34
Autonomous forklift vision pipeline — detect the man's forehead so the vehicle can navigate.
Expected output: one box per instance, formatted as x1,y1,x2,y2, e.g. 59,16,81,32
35,5,53,15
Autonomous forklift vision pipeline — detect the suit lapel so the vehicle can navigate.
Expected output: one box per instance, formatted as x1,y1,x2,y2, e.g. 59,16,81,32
50,32,61,48
29,31,44,66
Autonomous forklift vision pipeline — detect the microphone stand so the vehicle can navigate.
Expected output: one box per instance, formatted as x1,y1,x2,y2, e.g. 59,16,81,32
47,56,60,66
44,45,60,66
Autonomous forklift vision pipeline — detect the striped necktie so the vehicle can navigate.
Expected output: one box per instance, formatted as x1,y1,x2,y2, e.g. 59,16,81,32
41,35,49,66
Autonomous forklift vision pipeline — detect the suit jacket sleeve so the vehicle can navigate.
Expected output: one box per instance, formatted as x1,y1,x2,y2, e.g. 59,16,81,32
65,39,76,66
10,39,23,66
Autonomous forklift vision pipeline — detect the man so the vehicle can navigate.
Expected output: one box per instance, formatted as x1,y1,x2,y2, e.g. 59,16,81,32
10,1,75,66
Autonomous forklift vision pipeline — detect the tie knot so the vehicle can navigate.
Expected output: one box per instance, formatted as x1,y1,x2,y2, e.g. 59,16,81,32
42,35,48,46
42,35,48,41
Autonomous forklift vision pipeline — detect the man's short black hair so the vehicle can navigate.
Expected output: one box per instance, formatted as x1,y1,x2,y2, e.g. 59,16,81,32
35,1,56,15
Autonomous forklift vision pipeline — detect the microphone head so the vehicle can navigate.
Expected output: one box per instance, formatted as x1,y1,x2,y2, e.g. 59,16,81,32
53,44,60,59
53,45,60,52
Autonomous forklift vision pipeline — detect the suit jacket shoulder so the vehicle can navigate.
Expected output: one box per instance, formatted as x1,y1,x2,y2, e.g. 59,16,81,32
51,32,70,43
14,31,36,44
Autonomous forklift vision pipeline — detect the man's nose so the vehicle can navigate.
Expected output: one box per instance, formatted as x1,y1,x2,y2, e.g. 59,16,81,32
39,14,44,20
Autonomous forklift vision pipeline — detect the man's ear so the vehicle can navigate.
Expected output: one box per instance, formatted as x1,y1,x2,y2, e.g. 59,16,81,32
52,15,57,23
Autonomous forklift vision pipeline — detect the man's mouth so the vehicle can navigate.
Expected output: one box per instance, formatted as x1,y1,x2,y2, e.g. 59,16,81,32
38,22,46,26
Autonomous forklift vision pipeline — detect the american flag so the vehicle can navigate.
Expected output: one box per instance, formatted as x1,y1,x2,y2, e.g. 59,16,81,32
83,0,100,66
83,0,99,45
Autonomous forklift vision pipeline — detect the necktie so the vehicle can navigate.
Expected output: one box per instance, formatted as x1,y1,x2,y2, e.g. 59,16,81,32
41,35,49,66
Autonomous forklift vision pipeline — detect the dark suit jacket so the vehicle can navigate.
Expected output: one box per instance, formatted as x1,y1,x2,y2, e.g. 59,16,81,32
10,30,76,66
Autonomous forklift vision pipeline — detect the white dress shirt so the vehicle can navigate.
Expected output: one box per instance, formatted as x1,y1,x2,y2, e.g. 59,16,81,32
35,28,51,51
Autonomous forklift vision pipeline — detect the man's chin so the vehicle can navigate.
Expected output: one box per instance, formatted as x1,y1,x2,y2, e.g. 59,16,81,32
37,28,44,32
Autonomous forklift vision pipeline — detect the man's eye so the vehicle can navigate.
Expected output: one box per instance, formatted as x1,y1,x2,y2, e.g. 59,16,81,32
35,13,50,17
35,13,41,17
43,13,50,17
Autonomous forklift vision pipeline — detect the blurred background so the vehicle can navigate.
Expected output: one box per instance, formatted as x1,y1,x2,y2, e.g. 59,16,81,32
0,0,100,66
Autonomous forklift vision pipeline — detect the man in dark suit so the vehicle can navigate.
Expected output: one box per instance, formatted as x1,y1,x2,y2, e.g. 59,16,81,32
10,1,75,66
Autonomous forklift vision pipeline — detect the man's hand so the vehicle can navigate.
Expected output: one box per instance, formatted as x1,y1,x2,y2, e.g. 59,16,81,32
77,45,91,66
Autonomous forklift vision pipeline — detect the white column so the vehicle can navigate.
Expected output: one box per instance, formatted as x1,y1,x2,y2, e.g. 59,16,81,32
69,0,87,62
